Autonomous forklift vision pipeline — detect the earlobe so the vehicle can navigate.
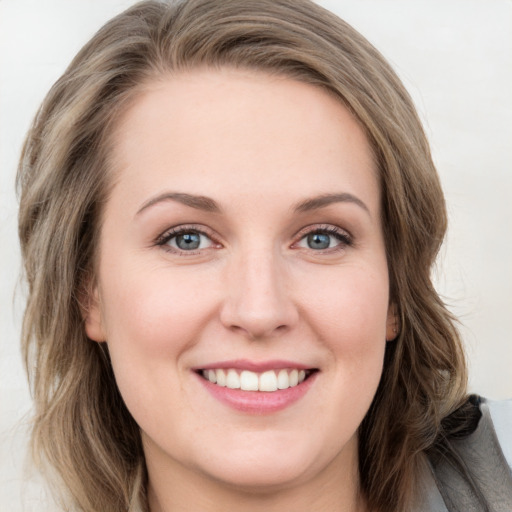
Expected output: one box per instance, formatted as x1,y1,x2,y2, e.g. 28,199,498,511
80,283,106,342
386,303,400,341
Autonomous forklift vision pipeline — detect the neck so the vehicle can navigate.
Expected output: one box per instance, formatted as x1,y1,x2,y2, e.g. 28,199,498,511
144,435,367,512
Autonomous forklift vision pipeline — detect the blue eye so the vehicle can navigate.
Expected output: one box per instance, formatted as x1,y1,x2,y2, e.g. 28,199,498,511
160,229,214,252
174,232,202,250
306,232,332,250
296,228,351,251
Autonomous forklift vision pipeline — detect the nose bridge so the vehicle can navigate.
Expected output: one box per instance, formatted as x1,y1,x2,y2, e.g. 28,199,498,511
220,244,297,339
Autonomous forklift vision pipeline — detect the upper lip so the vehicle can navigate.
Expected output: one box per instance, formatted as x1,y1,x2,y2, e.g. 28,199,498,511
193,359,315,372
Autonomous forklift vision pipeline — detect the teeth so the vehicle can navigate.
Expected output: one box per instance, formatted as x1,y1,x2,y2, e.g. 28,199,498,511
226,369,241,389
259,370,278,392
240,370,259,391
277,369,289,389
201,368,312,392
216,369,226,387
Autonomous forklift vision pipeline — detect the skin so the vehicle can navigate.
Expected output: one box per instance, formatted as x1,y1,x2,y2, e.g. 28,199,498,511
85,68,396,512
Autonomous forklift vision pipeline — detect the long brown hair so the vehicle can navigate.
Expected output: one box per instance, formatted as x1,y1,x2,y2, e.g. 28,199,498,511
17,1,467,510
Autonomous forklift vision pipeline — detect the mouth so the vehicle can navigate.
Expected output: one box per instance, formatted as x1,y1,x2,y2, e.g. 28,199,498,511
194,361,319,413
196,367,318,392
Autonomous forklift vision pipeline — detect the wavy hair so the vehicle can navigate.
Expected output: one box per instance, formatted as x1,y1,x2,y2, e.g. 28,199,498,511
17,1,467,510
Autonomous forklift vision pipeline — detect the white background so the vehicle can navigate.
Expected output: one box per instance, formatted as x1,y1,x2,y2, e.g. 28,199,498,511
1,1,511,510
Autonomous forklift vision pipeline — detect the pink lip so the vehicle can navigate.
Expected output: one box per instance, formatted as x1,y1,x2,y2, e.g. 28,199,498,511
194,359,312,372
194,365,318,415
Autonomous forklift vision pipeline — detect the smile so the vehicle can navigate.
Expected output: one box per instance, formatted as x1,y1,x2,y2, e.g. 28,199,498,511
194,360,319,413
200,368,314,392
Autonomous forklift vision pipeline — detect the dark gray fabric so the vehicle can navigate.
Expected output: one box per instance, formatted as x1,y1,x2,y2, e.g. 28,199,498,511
412,457,449,512
425,399,512,512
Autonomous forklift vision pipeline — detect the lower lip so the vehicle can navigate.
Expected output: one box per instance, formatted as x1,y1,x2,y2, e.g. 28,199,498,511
195,372,317,414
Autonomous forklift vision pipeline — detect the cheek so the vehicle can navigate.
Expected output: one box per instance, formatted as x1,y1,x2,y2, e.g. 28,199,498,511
299,263,390,341
97,268,219,429
99,266,218,364
299,263,389,394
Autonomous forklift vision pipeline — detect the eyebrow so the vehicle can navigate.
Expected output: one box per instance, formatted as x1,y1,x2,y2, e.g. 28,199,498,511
136,192,222,216
136,191,369,217
293,193,370,215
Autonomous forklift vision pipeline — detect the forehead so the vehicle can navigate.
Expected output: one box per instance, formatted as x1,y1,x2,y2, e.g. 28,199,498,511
108,67,379,215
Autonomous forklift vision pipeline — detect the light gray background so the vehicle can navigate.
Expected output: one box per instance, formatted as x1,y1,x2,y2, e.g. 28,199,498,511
1,1,511,510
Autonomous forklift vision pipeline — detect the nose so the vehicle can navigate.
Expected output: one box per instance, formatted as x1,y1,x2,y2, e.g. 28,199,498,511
219,250,299,340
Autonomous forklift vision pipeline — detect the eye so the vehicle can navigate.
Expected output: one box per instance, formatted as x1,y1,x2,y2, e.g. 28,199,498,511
295,226,352,251
170,231,211,250
156,226,216,253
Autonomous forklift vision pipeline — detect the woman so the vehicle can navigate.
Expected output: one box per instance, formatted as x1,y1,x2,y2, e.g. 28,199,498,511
16,0,511,511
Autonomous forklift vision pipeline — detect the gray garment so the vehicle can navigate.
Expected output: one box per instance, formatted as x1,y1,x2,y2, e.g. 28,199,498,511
417,399,512,512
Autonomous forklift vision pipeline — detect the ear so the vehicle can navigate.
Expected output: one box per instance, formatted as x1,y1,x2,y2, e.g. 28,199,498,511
79,280,106,342
386,302,399,341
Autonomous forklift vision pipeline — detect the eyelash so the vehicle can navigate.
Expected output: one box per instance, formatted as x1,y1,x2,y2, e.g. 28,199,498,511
155,224,352,255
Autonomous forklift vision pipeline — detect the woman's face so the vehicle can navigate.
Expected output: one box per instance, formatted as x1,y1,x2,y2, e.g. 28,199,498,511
86,68,395,494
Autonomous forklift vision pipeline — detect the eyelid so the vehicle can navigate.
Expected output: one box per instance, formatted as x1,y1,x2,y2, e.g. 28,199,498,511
293,223,352,239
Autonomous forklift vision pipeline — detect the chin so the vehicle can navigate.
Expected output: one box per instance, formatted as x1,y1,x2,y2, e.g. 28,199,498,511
204,458,312,492
193,433,344,492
